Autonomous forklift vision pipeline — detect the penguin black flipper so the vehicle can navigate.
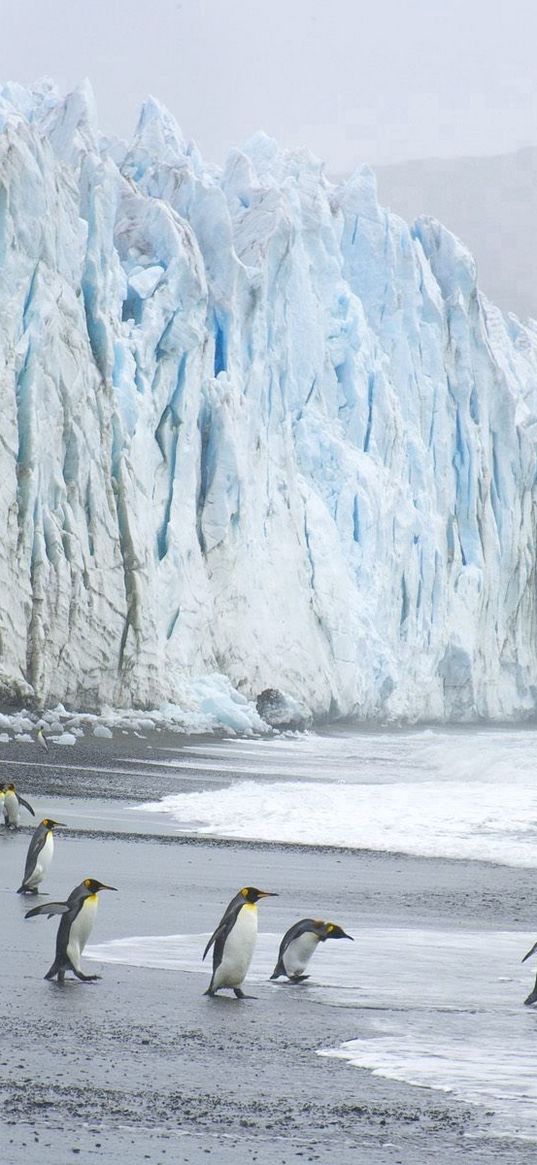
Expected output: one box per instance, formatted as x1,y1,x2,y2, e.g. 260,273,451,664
25,877,86,919
522,940,537,964
208,928,229,981
25,900,70,919
17,826,48,892
203,892,245,961
524,981,537,1006
202,923,224,962
17,794,35,817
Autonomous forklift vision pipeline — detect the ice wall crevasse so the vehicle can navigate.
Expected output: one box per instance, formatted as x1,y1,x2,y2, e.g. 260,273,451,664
0,82,536,720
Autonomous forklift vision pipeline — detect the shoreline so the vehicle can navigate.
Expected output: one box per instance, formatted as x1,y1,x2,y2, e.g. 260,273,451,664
2,824,536,1164
2,732,537,1163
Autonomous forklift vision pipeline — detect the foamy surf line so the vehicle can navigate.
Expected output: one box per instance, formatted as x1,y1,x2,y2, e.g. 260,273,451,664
319,926,537,1144
86,931,356,984
318,927,537,1142
133,776,537,867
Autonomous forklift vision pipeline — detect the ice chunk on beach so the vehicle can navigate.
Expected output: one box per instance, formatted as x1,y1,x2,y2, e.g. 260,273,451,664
93,725,113,739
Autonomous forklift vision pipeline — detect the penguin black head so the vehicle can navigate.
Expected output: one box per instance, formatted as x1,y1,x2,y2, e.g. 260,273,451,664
6,783,15,792
42,818,65,829
83,878,118,893
322,922,354,942
240,886,278,903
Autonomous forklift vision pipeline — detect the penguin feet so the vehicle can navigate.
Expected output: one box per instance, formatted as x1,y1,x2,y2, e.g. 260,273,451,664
74,972,102,982
290,975,310,983
204,987,256,1000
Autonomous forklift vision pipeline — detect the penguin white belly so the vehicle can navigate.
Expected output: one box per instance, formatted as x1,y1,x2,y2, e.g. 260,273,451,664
26,832,53,888
283,932,320,977
67,896,98,971
4,791,19,827
213,904,257,989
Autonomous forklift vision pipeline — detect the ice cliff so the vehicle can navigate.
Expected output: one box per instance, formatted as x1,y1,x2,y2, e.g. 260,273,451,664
1,79,537,723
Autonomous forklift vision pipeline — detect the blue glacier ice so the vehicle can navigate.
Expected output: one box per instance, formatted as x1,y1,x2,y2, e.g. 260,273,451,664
0,80,537,723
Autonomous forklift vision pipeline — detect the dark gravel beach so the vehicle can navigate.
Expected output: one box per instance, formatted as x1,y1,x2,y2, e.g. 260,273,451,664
1,733,536,1164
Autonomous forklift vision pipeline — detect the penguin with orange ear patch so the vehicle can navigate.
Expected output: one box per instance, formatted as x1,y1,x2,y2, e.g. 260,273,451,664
203,886,277,998
25,878,117,982
17,818,64,893
270,919,353,982
3,782,35,829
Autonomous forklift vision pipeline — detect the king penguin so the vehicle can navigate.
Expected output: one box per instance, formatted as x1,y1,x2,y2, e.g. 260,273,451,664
17,818,64,894
36,726,49,751
3,782,35,829
203,886,277,998
25,878,117,982
270,919,353,982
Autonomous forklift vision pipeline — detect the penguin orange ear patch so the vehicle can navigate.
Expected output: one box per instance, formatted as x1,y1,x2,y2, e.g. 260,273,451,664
326,924,335,933
241,887,249,898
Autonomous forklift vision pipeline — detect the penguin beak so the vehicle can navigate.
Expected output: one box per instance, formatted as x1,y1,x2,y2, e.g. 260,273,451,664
99,884,118,891
257,891,278,898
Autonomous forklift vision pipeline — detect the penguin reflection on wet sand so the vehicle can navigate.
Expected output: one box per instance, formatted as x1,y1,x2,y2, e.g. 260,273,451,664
270,919,354,982
3,782,35,829
25,878,117,982
203,886,277,998
17,818,64,894
521,938,537,1005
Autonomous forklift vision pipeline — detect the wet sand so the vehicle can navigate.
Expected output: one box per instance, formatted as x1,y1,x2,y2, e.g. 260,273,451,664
1,734,536,1164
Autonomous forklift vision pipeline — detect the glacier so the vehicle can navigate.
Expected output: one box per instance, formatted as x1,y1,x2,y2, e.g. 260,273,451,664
1,78,537,723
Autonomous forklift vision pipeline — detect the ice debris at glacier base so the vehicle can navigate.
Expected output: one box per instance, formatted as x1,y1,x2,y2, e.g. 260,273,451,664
1,78,537,725
0,674,269,741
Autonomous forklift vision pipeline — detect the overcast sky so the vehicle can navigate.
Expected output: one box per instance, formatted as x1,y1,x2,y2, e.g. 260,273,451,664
2,0,537,171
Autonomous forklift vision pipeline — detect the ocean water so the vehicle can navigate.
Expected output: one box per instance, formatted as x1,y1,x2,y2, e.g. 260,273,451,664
134,726,537,866
124,726,537,1140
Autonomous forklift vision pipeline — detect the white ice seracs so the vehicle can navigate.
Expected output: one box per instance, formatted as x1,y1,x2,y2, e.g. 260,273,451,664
0,80,537,723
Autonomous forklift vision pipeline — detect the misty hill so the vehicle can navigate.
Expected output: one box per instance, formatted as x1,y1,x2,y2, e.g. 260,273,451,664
375,148,537,320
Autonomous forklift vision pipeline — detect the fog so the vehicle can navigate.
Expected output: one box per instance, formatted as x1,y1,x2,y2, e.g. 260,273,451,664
2,0,537,171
